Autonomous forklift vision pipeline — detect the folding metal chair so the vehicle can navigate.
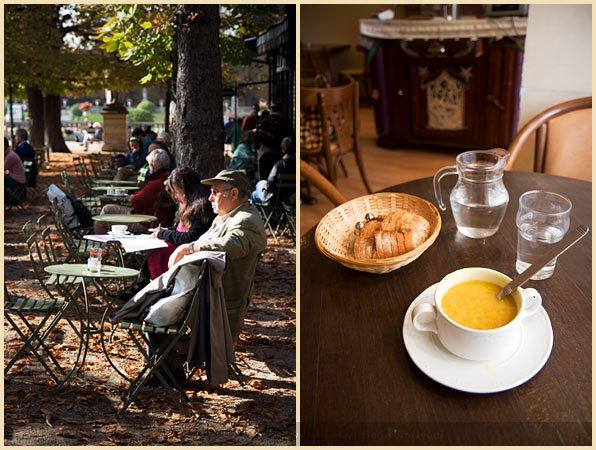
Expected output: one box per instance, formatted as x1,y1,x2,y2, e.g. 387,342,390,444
72,156,95,195
281,193,297,244
6,221,88,391
88,153,116,179
255,173,296,243
115,260,208,416
60,170,102,214
48,198,95,264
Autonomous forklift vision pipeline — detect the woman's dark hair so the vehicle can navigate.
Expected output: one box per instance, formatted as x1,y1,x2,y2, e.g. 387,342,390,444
165,167,214,229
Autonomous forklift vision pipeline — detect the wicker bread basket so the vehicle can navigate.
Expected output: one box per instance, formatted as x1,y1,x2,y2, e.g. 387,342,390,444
315,192,442,274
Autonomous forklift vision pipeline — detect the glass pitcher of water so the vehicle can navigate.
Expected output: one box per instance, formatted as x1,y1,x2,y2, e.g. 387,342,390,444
433,149,510,238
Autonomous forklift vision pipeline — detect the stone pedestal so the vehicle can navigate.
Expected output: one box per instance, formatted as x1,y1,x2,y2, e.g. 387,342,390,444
101,108,128,153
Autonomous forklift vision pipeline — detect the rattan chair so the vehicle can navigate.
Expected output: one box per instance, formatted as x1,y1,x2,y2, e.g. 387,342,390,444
301,74,372,193
506,96,592,181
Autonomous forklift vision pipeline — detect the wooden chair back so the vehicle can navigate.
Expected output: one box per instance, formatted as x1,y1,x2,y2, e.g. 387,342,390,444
301,75,372,193
300,159,348,207
506,97,592,181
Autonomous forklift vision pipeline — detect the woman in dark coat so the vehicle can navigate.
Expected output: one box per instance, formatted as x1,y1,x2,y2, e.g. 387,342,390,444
147,167,216,278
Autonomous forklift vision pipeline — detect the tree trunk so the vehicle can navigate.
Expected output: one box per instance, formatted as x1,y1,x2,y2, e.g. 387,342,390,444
26,86,45,148
173,5,223,178
43,94,70,153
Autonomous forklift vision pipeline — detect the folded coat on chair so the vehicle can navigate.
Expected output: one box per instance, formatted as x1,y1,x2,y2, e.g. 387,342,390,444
110,250,235,385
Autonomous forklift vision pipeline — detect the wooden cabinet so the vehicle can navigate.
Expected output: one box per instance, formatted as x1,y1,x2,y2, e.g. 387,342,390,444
369,37,524,149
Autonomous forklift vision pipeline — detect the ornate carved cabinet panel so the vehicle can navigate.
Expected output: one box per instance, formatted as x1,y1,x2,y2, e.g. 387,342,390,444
369,37,524,149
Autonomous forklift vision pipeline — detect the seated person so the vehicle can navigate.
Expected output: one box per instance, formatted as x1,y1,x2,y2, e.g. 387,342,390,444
113,136,148,181
142,141,176,184
82,122,103,150
156,130,171,148
119,168,216,300
4,137,26,205
251,135,295,205
95,149,173,234
224,118,242,151
133,126,153,153
14,128,38,188
148,167,215,279
168,169,267,343
226,131,257,179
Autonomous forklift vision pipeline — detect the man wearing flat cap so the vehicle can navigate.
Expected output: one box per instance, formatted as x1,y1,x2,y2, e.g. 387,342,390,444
168,169,267,342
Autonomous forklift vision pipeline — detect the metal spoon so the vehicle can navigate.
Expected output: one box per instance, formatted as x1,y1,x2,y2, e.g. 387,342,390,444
498,224,590,299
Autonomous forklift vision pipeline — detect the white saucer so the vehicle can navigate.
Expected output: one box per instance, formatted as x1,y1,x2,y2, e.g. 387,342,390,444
402,283,553,394
107,231,131,237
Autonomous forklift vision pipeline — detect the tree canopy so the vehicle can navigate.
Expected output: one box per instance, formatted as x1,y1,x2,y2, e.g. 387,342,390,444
95,4,285,88
4,4,146,99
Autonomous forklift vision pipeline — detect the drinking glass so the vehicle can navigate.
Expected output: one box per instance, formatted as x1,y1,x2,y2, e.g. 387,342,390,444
516,190,571,280
87,247,103,273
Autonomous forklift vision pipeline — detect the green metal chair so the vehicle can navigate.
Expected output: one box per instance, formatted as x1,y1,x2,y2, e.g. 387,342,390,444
255,172,296,243
114,260,208,416
7,220,88,391
60,170,102,215
281,193,297,244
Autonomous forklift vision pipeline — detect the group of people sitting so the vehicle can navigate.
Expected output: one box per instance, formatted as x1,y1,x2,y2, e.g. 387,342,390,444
223,103,296,208
4,128,39,205
93,126,270,367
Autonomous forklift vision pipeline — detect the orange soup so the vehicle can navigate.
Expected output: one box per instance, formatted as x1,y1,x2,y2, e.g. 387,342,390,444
441,280,518,330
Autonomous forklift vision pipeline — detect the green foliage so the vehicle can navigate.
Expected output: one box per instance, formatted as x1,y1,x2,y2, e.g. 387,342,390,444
71,103,83,117
96,5,175,87
4,4,149,98
137,100,156,114
127,107,154,122
95,5,285,86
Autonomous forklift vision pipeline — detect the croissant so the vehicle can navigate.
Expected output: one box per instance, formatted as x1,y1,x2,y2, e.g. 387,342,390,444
353,210,430,260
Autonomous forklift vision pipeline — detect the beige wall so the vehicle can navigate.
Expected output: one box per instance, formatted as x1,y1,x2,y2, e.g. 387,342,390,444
300,4,389,72
512,4,592,171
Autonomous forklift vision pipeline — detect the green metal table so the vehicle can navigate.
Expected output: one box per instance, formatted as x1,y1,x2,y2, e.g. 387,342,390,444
92,179,139,186
43,264,139,383
92,185,140,192
92,214,157,224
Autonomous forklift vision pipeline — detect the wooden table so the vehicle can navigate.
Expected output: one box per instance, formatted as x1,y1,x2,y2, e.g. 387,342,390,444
300,171,591,445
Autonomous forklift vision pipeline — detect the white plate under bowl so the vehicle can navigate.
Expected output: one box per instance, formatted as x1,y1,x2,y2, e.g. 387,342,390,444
402,283,553,394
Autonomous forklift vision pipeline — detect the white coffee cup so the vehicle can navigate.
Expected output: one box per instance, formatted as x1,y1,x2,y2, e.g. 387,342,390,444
111,224,128,235
412,267,542,361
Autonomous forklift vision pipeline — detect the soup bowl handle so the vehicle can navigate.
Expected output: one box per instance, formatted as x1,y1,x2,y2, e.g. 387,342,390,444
412,303,439,334
519,287,542,320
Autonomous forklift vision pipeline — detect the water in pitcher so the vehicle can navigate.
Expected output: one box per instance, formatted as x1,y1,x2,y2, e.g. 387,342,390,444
516,221,565,279
434,149,510,239
451,200,508,238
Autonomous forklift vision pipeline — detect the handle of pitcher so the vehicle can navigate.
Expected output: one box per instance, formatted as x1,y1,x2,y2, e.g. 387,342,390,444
433,165,458,211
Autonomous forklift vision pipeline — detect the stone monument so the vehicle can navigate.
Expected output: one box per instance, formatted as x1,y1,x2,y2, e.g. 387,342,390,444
101,90,128,153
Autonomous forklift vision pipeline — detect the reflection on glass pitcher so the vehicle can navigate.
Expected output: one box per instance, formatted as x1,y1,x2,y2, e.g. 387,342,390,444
433,149,510,238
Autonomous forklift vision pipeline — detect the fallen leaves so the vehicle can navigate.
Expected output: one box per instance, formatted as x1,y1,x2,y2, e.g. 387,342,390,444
4,152,296,446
